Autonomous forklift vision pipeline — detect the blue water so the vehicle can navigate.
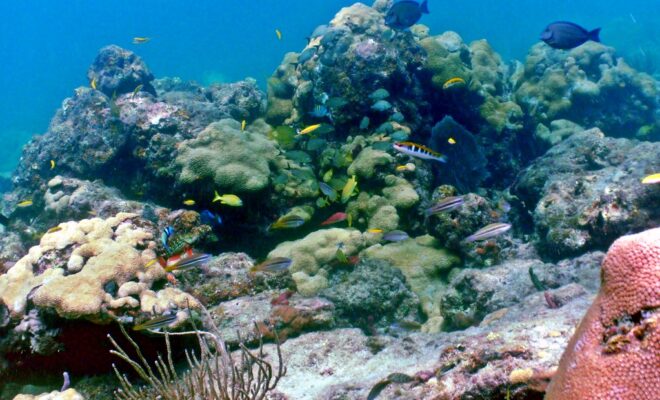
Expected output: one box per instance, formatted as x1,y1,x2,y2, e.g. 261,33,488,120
1,0,658,174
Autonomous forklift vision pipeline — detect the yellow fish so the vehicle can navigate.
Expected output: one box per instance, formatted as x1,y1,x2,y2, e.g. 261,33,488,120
144,258,159,268
442,77,466,90
133,37,151,44
395,165,408,172
50,160,55,170
90,78,97,90
182,199,196,206
448,137,457,145
17,200,33,208
341,175,358,203
241,120,246,131
275,29,282,40
213,191,243,206
367,228,383,234
46,226,63,234
297,124,321,135
641,173,660,184
323,169,333,182
132,84,143,98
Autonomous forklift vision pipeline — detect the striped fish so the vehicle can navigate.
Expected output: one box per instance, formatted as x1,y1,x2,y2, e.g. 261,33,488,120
165,253,211,272
464,223,512,242
250,257,292,273
393,142,447,163
426,196,464,216
132,313,178,331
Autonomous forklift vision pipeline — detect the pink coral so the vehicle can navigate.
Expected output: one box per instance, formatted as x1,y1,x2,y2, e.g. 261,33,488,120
546,228,660,400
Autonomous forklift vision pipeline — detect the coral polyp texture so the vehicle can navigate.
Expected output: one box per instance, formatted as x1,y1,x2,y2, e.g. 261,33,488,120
546,227,660,400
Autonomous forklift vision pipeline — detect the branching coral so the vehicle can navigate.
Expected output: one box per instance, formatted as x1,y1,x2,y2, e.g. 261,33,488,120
109,308,286,400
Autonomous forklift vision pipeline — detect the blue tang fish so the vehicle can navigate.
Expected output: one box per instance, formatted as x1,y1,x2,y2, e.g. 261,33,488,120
200,210,223,228
541,22,601,50
161,226,174,252
385,0,429,31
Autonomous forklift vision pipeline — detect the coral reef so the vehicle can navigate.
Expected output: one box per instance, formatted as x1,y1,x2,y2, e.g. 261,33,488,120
513,128,660,259
13,389,84,400
514,42,659,139
546,227,660,400
87,45,155,97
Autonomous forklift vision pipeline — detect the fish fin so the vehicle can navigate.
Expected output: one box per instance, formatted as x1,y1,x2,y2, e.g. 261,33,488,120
0,214,9,226
588,28,601,42
420,0,429,14
435,155,448,163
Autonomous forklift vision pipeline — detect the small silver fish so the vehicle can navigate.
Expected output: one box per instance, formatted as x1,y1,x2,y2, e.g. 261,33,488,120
464,223,512,242
251,257,292,273
426,196,464,215
383,230,409,242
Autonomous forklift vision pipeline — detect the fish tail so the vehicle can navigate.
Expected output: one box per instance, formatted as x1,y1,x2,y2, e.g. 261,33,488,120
435,155,448,163
420,0,429,14
588,28,601,42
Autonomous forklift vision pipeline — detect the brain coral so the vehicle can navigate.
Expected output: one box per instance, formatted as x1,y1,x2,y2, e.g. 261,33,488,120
175,119,280,193
546,227,660,400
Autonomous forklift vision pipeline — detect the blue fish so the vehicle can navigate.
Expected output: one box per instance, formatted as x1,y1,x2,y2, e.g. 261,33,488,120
541,22,601,50
161,226,174,252
385,0,429,31
200,210,223,227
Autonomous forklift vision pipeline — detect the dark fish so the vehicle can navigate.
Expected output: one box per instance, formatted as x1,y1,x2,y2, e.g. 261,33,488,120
426,196,464,216
133,314,178,331
200,210,222,227
297,46,318,64
269,214,306,230
309,104,333,122
464,223,512,242
319,182,337,201
385,0,429,30
251,257,292,273
540,21,601,50
383,230,409,242
529,266,546,291
165,253,211,272
387,373,414,383
367,380,391,400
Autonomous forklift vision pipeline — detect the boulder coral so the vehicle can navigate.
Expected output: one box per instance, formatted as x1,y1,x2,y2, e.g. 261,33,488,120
175,119,280,193
268,228,368,296
546,227,660,400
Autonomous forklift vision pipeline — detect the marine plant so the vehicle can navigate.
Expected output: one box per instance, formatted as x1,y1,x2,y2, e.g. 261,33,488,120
109,312,285,400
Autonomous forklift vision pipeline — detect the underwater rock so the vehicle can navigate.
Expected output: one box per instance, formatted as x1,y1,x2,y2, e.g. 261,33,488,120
346,146,394,179
513,128,660,259
87,45,155,97
321,258,420,331
175,119,279,193
155,77,266,132
515,42,659,140
362,235,459,321
260,273,593,399
440,251,602,330
546,228,660,400
43,176,156,222
208,291,335,344
429,116,489,192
